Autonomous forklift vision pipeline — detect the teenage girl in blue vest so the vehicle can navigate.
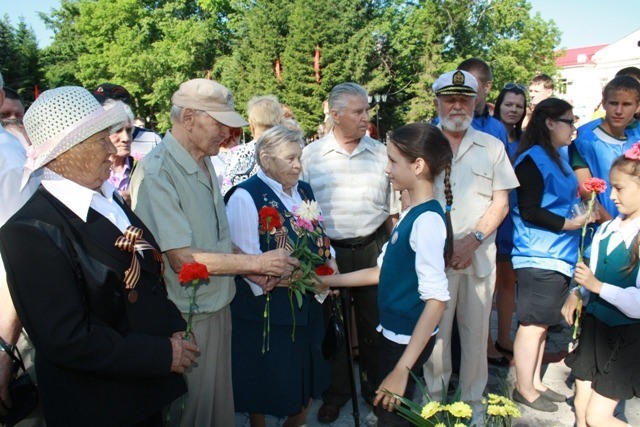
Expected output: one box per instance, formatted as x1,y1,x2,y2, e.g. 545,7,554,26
321,122,453,426
562,143,640,427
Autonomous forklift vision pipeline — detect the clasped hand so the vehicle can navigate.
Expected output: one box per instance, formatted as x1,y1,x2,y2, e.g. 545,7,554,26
170,332,199,374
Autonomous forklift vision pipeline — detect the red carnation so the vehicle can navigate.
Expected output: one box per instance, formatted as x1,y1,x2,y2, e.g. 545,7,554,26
259,206,282,232
178,262,209,285
315,265,335,276
582,178,607,194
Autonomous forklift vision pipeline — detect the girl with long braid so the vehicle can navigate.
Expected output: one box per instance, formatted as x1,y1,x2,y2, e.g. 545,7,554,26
321,122,453,426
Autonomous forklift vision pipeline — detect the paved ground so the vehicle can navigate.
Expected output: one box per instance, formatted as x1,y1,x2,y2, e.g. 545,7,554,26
235,308,640,427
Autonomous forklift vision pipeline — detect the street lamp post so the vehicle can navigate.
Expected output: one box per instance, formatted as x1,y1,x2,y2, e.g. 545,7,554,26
368,93,388,139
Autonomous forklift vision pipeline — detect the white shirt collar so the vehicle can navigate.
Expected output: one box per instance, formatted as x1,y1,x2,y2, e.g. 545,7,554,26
256,168,300,200
601,215,640,248
42,170,119,222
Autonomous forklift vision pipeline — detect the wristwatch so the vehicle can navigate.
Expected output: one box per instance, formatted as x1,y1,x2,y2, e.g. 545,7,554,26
472,230,485,243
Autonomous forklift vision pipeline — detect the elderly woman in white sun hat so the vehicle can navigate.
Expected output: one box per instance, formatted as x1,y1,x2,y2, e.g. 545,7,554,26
0,86,198,427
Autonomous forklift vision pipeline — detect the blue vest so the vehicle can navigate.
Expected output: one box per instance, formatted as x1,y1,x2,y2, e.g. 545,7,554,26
511,145,581,276
228,175,330,326
586,222,640,326
572,119,640,217
378,200,445,335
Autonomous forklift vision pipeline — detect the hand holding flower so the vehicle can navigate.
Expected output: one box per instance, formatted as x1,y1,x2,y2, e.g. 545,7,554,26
375,366,409,412
169,335,199,374
574,262,603,294
562,292,580,326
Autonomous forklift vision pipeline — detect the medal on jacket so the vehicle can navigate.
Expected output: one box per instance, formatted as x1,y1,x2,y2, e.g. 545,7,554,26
127,289,138,304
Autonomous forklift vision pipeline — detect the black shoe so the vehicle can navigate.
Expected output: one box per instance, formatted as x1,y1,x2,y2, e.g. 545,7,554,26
494,341,514,356
317,403,341,424
512,388,558,412
538,388,566,402
488,355,510,367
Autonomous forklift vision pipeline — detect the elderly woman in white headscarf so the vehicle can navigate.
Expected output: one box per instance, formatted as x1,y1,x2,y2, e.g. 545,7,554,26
0,87,197,427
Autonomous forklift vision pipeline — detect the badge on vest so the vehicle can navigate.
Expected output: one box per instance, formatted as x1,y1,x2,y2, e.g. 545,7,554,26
391,231,399,245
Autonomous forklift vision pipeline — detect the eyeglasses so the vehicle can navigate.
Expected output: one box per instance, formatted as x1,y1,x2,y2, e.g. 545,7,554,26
555,118,575,127
503,83,527,92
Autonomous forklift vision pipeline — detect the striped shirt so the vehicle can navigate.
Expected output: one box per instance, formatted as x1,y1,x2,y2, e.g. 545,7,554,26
301,132,397,240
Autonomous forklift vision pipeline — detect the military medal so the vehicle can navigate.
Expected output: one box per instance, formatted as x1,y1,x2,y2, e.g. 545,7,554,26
128,289,138,304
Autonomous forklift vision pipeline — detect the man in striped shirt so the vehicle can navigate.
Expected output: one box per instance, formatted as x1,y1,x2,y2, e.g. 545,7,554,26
301,82,398,424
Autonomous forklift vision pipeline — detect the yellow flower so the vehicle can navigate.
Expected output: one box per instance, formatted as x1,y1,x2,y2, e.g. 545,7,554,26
505,404,521,418
454,424,467,427
434,423,447,427
487,404,507,417
420,401,442,419
487,393,501,404
446,401,473,418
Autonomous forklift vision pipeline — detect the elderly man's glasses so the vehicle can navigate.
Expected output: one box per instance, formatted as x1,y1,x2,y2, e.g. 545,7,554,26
503,83,527,92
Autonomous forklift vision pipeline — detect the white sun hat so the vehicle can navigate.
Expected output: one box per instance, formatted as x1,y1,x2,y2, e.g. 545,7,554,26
23,86,127,184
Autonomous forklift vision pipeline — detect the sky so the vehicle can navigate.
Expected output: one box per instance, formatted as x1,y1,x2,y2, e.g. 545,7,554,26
2,0,639,49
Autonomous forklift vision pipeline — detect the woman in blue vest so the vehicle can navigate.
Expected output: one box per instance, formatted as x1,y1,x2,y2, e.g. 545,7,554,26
511,98,593,412
225,125,335,427
562,144,640,427
321,122,453,426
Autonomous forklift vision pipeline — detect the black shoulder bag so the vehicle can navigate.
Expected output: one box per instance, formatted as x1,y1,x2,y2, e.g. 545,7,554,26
0,338,38,427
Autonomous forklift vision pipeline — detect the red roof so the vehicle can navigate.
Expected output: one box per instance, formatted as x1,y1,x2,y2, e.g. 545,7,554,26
555,44,608,67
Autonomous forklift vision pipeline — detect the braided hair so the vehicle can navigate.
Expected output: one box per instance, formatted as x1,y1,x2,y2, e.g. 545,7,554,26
387,122,454,265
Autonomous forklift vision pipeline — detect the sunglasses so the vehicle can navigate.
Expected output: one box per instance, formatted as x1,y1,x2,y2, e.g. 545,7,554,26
503,83,527,92
555,118,575,126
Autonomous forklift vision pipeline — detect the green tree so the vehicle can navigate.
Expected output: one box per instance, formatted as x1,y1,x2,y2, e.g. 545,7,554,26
0,15,42,105
40,0,233,131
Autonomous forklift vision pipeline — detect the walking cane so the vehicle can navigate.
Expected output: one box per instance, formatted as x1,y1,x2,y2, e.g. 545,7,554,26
340,288,360,426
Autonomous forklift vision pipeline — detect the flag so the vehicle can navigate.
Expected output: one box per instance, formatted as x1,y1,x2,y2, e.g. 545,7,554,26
314,46,321,84
275,58,282,83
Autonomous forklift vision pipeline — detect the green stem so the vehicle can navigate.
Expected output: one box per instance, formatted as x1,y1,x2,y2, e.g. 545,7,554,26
574,191,597,340
183,284,197,340
289,288,296,342
262,293,270,354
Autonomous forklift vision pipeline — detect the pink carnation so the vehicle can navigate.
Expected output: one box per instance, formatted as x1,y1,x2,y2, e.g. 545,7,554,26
582,177,607,194
295,217,314,232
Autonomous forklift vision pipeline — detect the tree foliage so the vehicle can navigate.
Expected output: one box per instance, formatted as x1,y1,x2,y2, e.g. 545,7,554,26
0,15,43,106
23,0,561,134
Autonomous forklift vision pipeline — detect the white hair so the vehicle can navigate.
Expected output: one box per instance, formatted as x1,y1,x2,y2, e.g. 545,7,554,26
0,71,4,90
102,99,134,133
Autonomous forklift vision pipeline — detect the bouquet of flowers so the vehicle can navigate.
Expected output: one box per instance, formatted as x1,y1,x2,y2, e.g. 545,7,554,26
178,262,210,340
385,373,520,427
257,200,329,352
573,177,607,339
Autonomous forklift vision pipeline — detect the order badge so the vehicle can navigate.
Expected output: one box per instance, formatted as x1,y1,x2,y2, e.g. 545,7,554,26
390,231,399,245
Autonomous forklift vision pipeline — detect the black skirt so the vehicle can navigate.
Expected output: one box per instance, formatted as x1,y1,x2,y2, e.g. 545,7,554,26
515,267,569,326
566,313,640,400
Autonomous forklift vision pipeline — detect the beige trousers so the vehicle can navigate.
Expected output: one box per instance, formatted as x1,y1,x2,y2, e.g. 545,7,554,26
167,306,234,427
423,267,496,404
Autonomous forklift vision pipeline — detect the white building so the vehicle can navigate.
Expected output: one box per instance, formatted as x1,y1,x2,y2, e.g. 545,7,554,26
555,28,640,122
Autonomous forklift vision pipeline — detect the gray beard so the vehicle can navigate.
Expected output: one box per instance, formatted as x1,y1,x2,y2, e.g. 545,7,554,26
440,115,472,133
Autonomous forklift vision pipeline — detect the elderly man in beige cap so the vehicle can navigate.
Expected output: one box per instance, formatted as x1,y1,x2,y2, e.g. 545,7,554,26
423,70,518,422
131,79,298,426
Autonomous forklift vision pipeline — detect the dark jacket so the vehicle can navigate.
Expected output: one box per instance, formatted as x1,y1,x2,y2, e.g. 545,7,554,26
0,186,187,427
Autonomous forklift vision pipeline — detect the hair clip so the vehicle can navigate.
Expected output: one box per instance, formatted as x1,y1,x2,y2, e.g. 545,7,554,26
624,141,640,160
